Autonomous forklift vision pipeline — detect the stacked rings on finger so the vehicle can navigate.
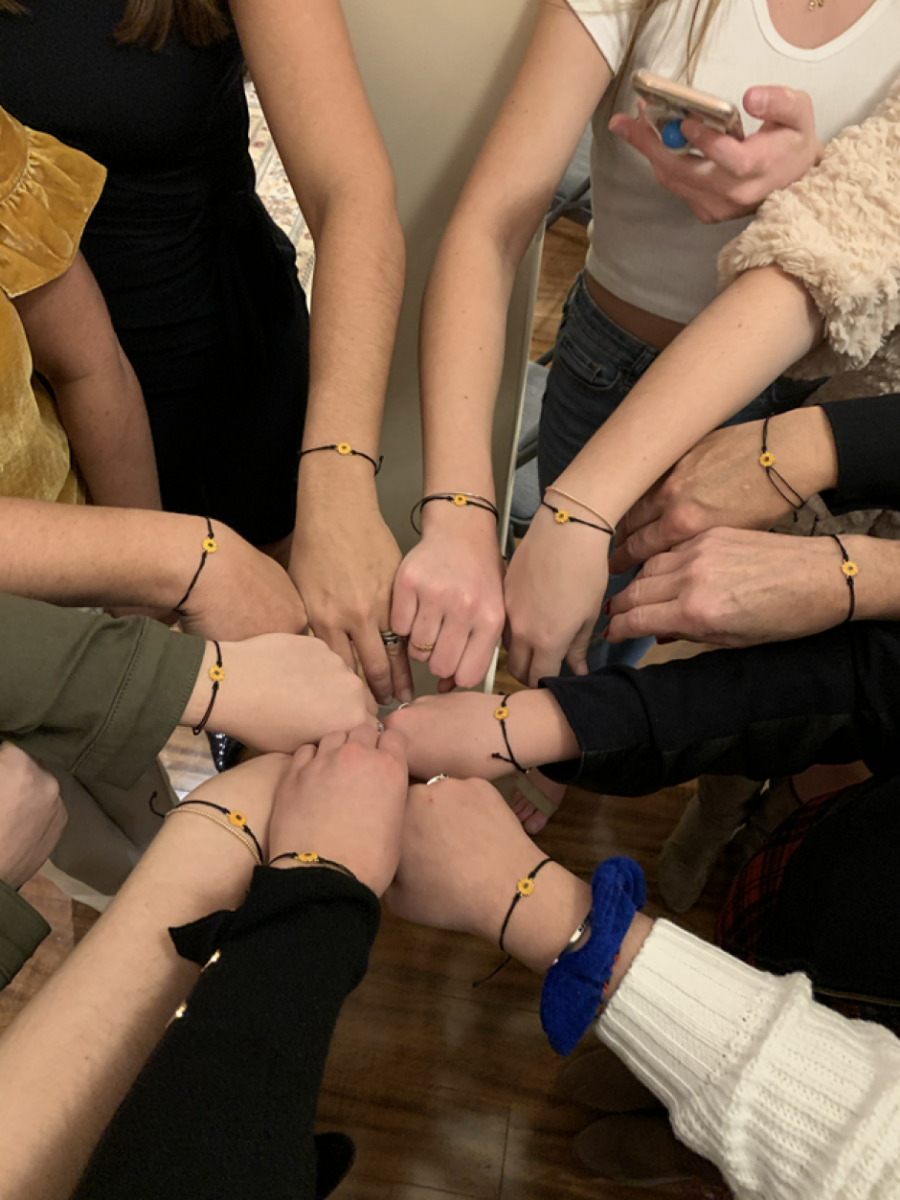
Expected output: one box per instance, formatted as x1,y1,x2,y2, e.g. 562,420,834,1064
380,630,405,655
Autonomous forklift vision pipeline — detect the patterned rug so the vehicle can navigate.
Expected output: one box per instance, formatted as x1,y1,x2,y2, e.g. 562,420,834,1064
246,82,316,293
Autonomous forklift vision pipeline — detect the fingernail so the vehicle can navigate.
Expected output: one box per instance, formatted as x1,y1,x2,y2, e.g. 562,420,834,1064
399,688,413,705
603,600,611,616
381,695,395,707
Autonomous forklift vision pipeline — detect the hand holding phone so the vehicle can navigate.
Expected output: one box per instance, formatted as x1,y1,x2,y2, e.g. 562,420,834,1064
631,70,744,152
608,83,821,224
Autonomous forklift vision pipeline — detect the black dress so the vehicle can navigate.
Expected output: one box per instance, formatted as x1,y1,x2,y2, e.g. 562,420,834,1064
0,1,309,544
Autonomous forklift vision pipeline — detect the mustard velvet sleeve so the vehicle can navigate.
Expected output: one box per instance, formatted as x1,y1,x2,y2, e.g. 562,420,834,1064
0,104,106,503
0,104,106,298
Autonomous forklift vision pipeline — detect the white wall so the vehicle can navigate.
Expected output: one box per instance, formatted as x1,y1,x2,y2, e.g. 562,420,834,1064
341,0,543,560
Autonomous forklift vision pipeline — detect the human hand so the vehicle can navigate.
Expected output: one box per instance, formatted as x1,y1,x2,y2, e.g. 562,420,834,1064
387,777,591,973
267,725,409,896
184,633,378,751
178,521,308,640
610,407,837,573
0,743,67,891
385,689,578,782
609,87,822,224
391,507,506,691
607,527,861,647
504,503,610,684
290,499,412,707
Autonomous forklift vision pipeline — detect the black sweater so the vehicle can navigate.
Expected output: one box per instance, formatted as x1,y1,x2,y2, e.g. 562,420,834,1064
74,868,380,1200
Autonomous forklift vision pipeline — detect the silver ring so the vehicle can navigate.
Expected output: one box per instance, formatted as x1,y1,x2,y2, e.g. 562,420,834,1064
379,630,404,646
396,702,411,711
377,721,385,733
426,773,449,786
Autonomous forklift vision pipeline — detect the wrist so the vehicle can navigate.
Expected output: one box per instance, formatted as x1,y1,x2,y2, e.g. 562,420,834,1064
504,691,580,771
419,495,500,538
501,864,593,975
602,912,654,1004
772,405,838,498
180,640,227,731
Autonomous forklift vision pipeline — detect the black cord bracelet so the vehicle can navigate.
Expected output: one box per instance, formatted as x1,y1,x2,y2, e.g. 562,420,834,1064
299,442,383,475
410,492,500,536
173,516,218,616
160,796,263,863
268,851,357,880
474,857,554,987
829,534,859,623
759,418,806,515
541,500,614,536
491,694,528,774
192,640,224,736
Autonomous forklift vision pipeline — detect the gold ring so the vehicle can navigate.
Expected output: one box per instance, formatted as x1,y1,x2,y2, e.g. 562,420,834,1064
412,641,435,652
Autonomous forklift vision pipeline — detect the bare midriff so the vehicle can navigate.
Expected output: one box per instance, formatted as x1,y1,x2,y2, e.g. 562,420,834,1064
585,270,686,352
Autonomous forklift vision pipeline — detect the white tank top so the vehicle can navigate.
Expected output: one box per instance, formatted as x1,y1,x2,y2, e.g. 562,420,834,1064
569,0,900,323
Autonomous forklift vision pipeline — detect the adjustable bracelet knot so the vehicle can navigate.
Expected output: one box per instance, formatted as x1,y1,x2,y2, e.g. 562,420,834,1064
491,694,528,774
759,418,806,515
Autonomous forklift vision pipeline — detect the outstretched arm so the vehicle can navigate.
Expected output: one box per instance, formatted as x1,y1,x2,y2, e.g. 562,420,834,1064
231,0,410,707
386,620,900,790
390,0,612,691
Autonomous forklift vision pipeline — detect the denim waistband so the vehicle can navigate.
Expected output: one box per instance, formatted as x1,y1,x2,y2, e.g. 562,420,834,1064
562,273,659,380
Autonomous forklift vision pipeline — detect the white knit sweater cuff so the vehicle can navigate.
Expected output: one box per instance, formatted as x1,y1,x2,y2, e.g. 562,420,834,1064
596,920,783,1118
595,921,900,1200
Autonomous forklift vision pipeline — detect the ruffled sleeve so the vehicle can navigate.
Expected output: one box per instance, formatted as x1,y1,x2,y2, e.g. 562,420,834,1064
718,79,900,379
0,104,106,299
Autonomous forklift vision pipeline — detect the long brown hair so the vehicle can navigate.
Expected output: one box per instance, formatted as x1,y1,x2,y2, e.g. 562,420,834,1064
0,0,231,49
608,0,724,109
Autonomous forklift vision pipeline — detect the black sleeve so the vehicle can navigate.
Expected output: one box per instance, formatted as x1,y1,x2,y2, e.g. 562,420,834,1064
74,867,381,1200
820,395,900,513
538,622,900,795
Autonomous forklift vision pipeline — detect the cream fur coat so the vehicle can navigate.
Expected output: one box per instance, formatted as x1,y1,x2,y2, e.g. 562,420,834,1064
719,77,900,535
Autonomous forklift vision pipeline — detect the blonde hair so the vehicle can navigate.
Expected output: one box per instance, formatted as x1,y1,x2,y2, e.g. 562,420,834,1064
608,0,724,109
0,0,231,49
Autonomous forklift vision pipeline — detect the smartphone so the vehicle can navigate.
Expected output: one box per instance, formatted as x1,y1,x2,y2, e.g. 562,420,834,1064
631,70,744,151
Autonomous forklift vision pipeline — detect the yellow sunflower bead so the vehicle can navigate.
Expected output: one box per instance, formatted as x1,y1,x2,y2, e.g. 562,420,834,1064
453,494,468,506
494,706,509,721
759,452,776,468
203,536,218,554
517,878,535,897
842,561,859,578
209,665,225,683
298,851,319,863
228,811,247,828
555,509,570,524
337,442,353,456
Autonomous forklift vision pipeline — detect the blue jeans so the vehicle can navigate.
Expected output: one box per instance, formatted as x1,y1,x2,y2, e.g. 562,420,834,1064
536,274,823,670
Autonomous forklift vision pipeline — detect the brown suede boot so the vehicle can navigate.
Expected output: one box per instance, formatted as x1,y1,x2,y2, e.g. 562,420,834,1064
657,774,765,913
575,1113,728,1191
558,1044,662,1113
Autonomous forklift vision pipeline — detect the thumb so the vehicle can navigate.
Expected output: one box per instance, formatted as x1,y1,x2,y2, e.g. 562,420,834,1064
744,85,812,132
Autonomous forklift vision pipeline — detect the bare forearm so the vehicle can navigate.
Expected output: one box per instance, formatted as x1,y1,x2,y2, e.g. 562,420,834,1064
301,193,404,452
556,266,824,521
0,499,202,609
53,351,161,511
0,820,260,1200
419,225,519,498
848,537,900,622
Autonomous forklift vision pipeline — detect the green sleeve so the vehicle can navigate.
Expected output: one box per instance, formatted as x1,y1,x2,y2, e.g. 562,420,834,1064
0,879,50,990
0,595,205,789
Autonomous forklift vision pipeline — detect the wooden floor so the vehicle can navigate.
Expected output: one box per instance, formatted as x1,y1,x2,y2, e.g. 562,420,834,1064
1,220,733,1198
